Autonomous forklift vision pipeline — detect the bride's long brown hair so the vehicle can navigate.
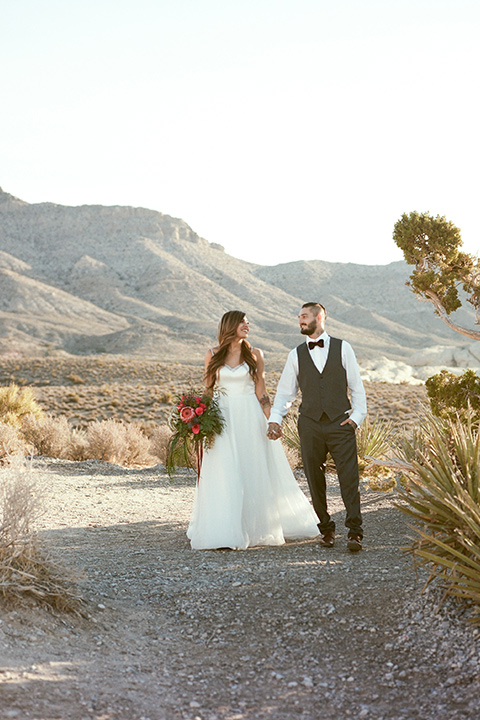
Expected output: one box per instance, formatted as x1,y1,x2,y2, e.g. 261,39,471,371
205,310,258,390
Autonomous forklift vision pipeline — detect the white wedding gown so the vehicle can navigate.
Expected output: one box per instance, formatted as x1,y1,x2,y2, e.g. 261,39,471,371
187,363,319,549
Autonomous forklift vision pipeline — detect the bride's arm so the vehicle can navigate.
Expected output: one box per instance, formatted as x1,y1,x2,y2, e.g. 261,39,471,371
204,349,215,395
254,348,271,419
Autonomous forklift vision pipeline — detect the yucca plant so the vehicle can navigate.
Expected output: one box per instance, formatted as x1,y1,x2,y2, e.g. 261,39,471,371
396,407,480,622
392,415,431,487
356,415,395,474
394,424,428,465
281,414,302,456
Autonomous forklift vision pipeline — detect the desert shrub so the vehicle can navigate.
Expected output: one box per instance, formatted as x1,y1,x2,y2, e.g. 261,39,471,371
396,408,480,623
65,392,80,403
425,369,480,422
85,419,155,467
0,462,82,612
0,422,31,464
67,373,85,385
149,424,172,464
0,384,43,427
21,413,73,459
159,391,174,404
66,430,90,462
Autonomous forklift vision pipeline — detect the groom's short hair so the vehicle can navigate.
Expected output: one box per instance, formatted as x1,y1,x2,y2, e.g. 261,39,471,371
302,302,326,317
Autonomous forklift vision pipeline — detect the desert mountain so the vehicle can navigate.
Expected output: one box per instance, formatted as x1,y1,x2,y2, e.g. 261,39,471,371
0,187,474,373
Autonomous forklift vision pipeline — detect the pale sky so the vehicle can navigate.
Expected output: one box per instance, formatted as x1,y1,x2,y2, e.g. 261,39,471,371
1,0,479,267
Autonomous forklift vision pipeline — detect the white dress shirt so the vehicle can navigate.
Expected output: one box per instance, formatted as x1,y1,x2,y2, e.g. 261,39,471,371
270,333,367,427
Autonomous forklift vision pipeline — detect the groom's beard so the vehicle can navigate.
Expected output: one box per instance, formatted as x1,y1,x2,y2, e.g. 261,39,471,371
300,320,318,335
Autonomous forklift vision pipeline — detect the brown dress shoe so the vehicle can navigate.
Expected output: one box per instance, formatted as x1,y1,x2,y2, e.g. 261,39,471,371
319,532,335,548
347,535,363,552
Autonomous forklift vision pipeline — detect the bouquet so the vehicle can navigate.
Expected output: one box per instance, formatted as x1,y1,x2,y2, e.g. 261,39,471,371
166,390,225,478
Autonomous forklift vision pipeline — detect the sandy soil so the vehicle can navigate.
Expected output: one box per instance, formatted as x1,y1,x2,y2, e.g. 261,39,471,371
1,457,479,720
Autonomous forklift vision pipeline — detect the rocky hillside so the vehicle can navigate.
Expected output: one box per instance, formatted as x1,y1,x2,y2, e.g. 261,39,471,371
0,187,474,374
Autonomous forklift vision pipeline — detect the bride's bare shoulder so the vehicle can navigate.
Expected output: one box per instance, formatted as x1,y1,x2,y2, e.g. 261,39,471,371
205,346,219,361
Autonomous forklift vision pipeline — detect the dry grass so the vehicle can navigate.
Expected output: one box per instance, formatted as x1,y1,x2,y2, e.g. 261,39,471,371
21,413,73,459
0,461,82,612
0,384,43,426
20,413,159,468
0,422,32,464
149,423,172,464
85,419,156,467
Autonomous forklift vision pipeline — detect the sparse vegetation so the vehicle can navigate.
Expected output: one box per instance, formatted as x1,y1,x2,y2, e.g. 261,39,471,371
356,414,395,475
21,413,75,459
0,422,31,464
0,384,43,426
0,461,82,612
396,408,480,623
67,373,85,385
0,359,428,474
149,424,172,464
85,419,155,467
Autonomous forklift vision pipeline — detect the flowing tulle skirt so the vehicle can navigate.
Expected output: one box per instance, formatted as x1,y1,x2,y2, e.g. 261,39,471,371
187,387,319,550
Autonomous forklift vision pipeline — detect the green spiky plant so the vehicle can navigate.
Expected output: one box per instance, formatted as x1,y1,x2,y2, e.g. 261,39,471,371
396,408,480,623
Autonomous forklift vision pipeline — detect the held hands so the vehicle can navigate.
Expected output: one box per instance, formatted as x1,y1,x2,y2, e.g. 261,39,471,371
267,422,282,440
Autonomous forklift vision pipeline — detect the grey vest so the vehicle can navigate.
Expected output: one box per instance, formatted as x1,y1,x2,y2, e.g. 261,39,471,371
297,337,351,421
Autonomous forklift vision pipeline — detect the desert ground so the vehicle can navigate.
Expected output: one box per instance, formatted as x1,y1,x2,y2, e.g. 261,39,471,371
2,356,479,720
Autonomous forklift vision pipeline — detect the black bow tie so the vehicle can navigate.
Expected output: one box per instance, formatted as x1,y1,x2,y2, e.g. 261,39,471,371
308,339,324,350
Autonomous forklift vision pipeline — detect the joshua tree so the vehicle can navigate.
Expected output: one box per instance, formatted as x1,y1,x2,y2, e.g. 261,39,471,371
393,210,480,340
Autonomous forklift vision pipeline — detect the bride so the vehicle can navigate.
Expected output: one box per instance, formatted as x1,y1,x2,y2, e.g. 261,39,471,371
187,310,319,550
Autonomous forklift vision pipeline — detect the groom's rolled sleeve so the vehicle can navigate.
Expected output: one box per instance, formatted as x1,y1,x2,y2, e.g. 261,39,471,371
342,341,367,428
269,349,299,425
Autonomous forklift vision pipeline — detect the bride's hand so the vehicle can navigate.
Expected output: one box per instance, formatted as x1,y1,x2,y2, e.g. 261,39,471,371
267,422,282,440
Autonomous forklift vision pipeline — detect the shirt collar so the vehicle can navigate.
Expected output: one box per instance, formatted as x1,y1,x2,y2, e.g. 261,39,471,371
305,331,329,344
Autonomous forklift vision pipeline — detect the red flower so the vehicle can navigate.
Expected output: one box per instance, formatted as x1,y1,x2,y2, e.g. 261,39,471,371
191,424,200,434
195,407,204,416
180,406,196,423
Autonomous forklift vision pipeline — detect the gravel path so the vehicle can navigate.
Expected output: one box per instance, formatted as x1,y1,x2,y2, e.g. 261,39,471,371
1,458,479,720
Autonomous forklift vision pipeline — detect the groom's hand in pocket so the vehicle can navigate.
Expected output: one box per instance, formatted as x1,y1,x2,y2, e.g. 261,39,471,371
267,422,282,440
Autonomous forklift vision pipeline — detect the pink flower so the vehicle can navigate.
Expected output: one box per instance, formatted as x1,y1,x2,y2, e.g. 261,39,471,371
191,424,200,434
180,406,196,423
195,407,204,416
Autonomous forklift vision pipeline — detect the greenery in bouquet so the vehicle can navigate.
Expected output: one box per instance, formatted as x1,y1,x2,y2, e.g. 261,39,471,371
166,390,225,476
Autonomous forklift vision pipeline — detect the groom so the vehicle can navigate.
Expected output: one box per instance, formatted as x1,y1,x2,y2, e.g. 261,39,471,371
267,302,367,551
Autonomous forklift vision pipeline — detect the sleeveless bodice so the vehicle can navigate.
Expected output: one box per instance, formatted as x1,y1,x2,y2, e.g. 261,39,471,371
216,362,256,397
